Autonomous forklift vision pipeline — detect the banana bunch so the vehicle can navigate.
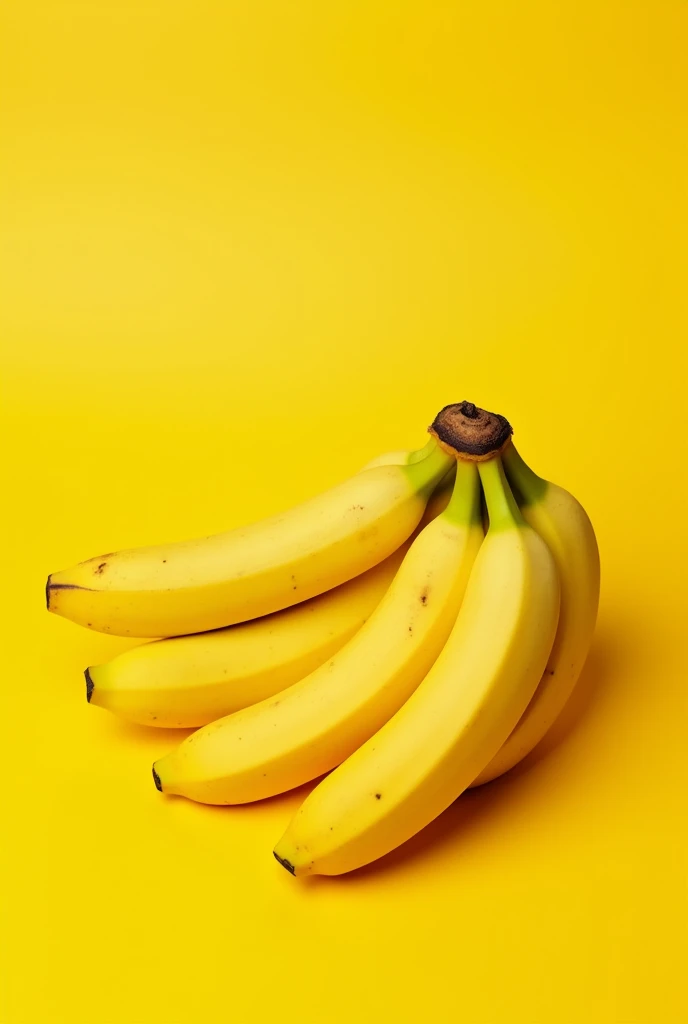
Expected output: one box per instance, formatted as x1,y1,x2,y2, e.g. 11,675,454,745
48,401,599,876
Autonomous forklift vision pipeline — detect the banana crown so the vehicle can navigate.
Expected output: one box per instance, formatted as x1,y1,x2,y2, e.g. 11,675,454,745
430,401,512,461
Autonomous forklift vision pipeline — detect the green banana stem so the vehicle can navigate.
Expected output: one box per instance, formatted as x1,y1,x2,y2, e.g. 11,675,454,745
443,458,480,526
403,441,455,496
406,438,438,465
478,456,526,531
502,444,548,506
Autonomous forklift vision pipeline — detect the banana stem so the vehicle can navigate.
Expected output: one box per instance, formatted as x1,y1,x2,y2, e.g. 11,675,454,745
502,444,548,506
403,442,456,496
406,438,439,464
443,458,480,525
478,456,525,530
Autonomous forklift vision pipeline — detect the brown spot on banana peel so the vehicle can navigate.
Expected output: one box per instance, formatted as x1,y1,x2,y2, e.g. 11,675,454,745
429,401,512,460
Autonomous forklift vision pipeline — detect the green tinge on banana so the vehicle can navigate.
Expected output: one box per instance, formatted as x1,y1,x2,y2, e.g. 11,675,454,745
274,456,560,876
47,441,454,638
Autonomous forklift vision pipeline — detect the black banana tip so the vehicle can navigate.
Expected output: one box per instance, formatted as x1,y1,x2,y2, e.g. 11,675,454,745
152,766,163,792
273,851,295,875
84,668,94,702
45,575,52,610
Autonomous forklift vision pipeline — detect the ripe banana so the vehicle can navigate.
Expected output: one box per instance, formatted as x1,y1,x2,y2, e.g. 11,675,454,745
85,550,408,729
469,444,599,786
273,456,559,876
47,441,453,638
152,458,483,804
362,440,599,783
85,481,454,728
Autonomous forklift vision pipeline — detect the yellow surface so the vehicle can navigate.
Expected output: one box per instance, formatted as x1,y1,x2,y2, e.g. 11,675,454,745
1,1,686,1021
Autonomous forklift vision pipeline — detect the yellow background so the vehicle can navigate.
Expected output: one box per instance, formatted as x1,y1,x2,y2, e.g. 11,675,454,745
1,1,687,1021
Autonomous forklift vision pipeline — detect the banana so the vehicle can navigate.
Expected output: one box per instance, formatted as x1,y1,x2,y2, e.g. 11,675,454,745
365,440,599,786
152,458,483,804
85,481,454,729
46,441,453,638
85,550,408,729
273,456,559,876
469,444,599,786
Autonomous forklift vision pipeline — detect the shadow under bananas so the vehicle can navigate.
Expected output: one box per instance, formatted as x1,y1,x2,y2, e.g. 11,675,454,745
305,624,621,888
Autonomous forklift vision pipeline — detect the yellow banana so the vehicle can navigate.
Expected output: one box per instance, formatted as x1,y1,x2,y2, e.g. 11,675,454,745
469,444,599,786
274,456,559,876
364,440,598,783
85,550,407,729
85,481,454,729
47,441,453,638
152,458,483,804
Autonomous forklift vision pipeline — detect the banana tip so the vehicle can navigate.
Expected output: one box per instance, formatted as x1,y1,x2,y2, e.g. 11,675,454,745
45,575,52,610
273,850,296,875
84,668,94,703
152,765,163,792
